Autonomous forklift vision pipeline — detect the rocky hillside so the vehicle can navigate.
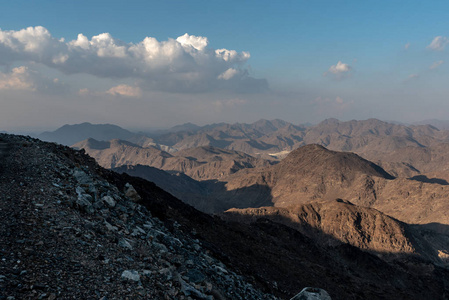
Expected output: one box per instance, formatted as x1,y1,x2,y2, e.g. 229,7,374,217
74,139,274,181
224,200,449,266
109,144,449,227
219,144,449,225
3,134,449,299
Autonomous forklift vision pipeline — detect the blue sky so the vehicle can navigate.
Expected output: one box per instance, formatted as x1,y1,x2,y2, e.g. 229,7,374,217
1,0,449,131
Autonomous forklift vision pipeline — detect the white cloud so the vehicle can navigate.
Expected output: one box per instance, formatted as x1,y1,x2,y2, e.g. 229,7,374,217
430,60,444,70
70,34,90,49
0,26,266,93
106,84,142,98
215,49,250,62
427,36,449,51
176,33,208,51
324,61,352,79
218,68,239,80
328,61,351,74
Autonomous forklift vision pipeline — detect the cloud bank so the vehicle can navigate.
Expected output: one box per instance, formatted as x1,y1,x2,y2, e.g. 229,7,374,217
0,26,267,93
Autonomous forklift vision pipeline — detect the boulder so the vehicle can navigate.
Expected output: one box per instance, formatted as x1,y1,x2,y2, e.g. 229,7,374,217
290,287,331,300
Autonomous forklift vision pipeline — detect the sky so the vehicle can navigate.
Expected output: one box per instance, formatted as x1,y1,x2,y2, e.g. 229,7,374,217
2,0,449,132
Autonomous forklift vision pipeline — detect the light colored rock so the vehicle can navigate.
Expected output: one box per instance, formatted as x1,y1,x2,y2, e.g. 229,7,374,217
121,270,140,282
73,169,92,185
118,238,133,250
124,183,141,202
102,195,116,207
290,287,331,300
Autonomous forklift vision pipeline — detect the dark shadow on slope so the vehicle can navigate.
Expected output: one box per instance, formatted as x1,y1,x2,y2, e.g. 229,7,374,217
206,181,273,212
223,206,449,267
112,164,274,214
409,175,449,185
413,222,449,235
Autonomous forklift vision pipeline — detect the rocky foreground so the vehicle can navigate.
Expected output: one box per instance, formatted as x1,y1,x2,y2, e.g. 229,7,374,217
0,134,277,299
2,134,449,299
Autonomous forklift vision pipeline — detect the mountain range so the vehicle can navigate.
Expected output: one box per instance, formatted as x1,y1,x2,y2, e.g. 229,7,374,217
4,115,449,298
3,132,449,299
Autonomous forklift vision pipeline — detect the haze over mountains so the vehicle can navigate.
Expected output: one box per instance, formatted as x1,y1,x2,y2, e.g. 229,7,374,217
47,118,449,182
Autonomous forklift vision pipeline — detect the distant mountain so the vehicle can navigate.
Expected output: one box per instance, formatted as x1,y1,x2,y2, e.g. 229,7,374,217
373,143,449,181
73,138,193,170
303,118,445,154
39,122,136,146
148,118,449,163
169,122,201,132
46,118,449,191
145,122,203,137
221,144,395,210
414,119,449,130
75,138,274,181
154,119,307,157
220,144,449,225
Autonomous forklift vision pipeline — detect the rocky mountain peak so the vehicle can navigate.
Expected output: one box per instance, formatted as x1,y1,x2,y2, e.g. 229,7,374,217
279,144,395,180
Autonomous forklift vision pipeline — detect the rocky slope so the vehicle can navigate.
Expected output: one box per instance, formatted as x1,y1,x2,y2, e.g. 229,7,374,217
0,134,277,300
3,134,449,299
224,200,449,266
